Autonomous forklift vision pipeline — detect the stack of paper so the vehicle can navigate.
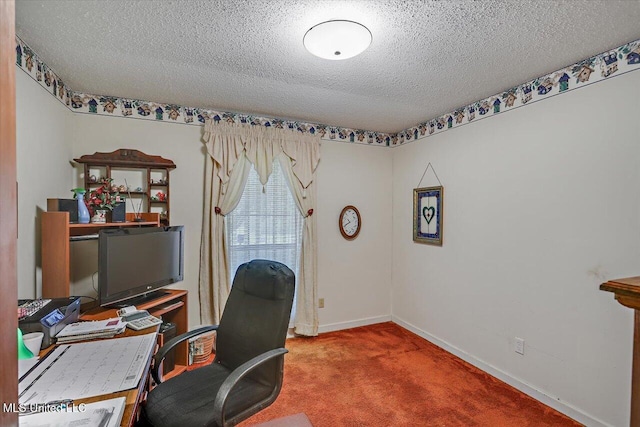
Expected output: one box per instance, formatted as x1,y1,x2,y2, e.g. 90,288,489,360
19,397,126,427
55,318,126,343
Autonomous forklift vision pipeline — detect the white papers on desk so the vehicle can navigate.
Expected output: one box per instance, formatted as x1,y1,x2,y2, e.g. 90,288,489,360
55,318,126,343
19,397,125,427
18,358,39,379
19,333,156,405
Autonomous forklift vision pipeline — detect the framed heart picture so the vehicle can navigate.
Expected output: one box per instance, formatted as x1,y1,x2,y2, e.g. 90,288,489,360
413,186,443,246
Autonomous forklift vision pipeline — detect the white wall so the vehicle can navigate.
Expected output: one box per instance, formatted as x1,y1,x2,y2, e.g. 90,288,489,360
391,70,640,427
69,115,205,326
15,69,394,329
316,142,393,331
16,70,73,298
67,113,393,330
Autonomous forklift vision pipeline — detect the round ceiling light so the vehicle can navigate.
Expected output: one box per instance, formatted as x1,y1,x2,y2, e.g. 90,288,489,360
303,20,372,60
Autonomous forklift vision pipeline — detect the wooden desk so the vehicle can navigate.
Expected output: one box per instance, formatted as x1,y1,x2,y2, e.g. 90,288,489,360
32,289,188,425
81,289,189,380
37,326,157,427
601,276,640,427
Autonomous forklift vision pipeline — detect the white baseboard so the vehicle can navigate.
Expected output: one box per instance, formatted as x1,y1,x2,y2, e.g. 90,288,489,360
317,315,392,334
392,317,611,427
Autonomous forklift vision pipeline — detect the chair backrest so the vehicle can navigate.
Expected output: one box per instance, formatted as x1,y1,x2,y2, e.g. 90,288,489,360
215,259,295,386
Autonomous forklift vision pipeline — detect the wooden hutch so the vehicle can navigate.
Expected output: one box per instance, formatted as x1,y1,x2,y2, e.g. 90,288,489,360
74,149,176,226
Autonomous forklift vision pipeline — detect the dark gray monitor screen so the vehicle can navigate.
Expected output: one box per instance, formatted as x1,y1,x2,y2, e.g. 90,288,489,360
99,226,184,306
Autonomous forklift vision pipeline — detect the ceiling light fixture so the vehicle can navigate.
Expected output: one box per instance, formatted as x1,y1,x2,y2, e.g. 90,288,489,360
303,20,372,60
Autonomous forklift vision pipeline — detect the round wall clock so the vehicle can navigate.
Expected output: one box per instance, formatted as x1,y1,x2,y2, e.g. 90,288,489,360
339,205,361,240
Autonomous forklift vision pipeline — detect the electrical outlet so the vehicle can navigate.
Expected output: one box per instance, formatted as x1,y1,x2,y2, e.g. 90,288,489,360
515,337,525,355
318,298,324,308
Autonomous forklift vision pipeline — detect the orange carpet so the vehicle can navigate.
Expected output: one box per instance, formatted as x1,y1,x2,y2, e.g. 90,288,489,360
239,322,581,427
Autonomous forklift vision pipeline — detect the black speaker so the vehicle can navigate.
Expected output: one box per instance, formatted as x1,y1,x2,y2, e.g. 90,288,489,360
160,322,177,375
111,202,126,222
47,198,78,223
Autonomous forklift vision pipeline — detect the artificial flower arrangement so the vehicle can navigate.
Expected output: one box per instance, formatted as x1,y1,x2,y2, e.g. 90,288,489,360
85,178,123,215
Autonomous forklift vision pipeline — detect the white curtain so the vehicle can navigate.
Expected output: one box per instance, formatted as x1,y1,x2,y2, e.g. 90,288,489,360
199,121,321,336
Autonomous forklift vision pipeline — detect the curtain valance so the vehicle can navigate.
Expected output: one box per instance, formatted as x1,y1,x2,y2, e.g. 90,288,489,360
203,121,320,194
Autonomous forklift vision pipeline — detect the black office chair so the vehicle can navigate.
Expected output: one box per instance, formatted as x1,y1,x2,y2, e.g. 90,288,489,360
140,259,295,427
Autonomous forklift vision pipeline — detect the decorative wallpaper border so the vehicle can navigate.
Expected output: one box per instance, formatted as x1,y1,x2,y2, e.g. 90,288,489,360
14,37,391,147
393,38,640,147
15,36,640,148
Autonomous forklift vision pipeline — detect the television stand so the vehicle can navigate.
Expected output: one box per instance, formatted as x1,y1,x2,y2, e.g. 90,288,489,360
109,290,171,308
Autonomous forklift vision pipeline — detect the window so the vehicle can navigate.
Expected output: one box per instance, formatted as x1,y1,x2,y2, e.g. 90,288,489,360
226,160,303,296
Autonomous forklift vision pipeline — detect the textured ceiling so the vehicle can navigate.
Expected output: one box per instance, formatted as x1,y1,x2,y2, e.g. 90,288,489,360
15,0,640,133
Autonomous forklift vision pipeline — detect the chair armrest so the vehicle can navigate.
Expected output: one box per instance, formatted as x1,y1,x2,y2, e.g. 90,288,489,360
213,348,288,426
152,325,219,384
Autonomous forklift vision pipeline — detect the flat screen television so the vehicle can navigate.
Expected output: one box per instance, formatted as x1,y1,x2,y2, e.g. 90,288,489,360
98,226,184,307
